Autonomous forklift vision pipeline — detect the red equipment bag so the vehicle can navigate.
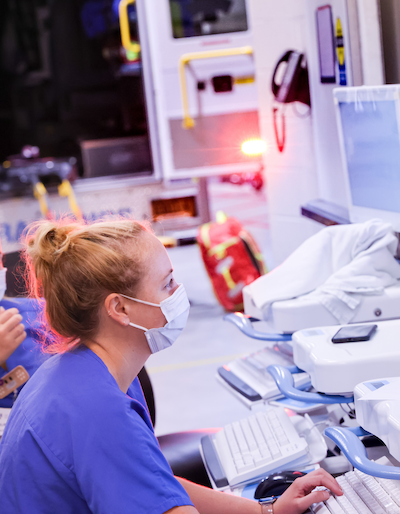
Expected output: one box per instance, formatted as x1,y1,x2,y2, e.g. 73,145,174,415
197,213,267,311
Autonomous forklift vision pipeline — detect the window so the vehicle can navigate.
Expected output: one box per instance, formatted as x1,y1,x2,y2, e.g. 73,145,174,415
169,0,248,39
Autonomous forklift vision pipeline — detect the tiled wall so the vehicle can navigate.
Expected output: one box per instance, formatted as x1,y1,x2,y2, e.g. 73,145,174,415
249,0,322,267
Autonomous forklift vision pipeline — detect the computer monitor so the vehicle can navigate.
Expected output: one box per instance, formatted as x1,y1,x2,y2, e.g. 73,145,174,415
334,85,400,232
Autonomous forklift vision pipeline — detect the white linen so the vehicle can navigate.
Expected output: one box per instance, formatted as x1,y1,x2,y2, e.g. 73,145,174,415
248,219,400,324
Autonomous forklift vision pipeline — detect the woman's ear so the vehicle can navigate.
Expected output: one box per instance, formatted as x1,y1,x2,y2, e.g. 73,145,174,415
104,294,130,327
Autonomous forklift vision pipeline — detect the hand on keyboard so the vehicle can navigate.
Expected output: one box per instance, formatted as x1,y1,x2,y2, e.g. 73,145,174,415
273,469,343,514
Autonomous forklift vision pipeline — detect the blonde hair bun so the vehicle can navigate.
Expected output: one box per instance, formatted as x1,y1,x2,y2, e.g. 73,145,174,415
27,222,75,266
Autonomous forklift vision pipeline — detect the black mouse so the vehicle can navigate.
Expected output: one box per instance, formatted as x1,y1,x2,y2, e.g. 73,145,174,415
254,470,307,499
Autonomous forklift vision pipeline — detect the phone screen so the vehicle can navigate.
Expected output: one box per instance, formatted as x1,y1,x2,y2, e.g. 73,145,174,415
331,325,378,344
316,5,336,84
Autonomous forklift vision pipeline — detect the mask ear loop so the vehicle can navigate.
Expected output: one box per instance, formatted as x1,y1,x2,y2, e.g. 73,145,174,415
119,293,160,308
128,321,149,332
119,294,157,332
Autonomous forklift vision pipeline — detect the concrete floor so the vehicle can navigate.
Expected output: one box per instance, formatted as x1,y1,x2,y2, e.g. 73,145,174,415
147,180,274,437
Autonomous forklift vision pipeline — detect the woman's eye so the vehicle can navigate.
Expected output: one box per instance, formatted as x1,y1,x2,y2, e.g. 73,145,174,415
165,278,174,289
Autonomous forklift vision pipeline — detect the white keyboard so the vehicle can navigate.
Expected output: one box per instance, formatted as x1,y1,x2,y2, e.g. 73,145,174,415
239,345,294,382
311,466,400,514
220,346,310,403
201,407,308,488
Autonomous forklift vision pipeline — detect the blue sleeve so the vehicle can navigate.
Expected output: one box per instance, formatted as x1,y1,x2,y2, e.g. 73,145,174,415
0,299,50,407
2,298,49,376
71,397,193,514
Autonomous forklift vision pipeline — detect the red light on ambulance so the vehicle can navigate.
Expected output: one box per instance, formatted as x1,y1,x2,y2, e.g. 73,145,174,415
241,139,267,156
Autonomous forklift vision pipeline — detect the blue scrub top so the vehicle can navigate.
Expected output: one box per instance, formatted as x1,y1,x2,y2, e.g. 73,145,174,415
0,346,193,514
0,298,49,407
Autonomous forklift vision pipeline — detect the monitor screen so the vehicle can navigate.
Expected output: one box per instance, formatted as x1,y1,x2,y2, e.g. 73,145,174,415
339,99,400,213
334,85,400,232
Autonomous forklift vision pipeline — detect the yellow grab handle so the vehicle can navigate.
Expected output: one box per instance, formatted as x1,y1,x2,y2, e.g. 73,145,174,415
58,180,83,219
118,0,141,55
179,45,253,129
33,182,49,218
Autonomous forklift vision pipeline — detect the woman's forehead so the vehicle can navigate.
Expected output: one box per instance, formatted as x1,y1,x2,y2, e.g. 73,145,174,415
141,232,171,274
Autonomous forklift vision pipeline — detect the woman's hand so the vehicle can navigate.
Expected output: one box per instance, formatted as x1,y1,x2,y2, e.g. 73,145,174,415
0,307,26,364
273,468,343,514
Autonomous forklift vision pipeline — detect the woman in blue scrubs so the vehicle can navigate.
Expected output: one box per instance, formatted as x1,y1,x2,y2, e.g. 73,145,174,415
0,218,342,514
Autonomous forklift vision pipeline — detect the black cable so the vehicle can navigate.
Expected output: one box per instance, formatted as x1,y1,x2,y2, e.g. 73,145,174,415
340,402,356,419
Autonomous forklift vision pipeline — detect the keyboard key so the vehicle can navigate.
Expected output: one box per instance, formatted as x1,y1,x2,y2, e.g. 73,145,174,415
325,495,346,513
252,451,266,465
259,446,272,461
234,455,244,468
248,416,266,447
270,419,281,430
232,422,249,454
277,433,289,445
241,418,258,451
269,443,281,458
224,425,240,456
235,461,254,472
243,454,254,466
256,413,273,438
311,502,331,514
334,493,359,514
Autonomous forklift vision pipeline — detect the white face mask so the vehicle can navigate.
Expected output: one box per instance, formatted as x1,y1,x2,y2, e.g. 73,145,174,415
120,284,190,353
0,268,7,301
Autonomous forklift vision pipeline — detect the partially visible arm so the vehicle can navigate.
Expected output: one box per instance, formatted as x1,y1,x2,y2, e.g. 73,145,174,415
173,468,343,514
175,477,260,514
0,307,26,365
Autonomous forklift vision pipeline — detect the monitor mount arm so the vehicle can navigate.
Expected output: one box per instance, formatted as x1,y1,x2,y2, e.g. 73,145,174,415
223,312,292,341
267,364,354,404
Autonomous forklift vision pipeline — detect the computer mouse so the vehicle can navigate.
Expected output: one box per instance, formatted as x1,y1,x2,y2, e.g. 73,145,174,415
254,470,306,500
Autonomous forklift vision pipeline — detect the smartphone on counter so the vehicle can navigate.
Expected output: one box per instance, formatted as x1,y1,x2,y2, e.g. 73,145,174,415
331,324,378,344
